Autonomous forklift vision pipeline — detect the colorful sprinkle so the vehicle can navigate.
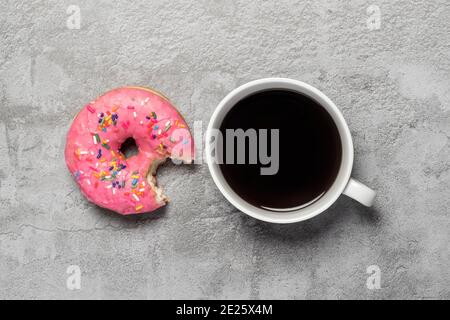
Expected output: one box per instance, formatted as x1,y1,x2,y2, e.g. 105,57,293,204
135,204,144,211
87,105,96,113
92,133,100,145
164,120,172,132
97,109,119,132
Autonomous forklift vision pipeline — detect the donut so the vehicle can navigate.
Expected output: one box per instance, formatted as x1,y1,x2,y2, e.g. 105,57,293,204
65,87,194,215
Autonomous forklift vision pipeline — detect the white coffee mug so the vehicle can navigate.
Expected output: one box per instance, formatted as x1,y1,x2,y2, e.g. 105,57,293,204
206,78,376,224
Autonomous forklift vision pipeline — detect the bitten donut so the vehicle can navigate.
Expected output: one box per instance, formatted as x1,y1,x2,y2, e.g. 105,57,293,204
65,87,194,215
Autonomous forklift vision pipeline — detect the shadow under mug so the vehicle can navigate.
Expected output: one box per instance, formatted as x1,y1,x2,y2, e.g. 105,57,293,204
206,78,376,224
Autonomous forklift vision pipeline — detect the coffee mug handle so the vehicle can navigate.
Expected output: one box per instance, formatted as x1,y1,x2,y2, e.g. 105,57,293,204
342,178,376,207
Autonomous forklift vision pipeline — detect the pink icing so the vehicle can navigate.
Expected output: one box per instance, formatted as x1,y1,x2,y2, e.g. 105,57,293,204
65,87,194,215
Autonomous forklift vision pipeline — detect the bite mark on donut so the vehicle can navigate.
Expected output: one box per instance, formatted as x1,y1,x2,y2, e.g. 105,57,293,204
147,158,169,205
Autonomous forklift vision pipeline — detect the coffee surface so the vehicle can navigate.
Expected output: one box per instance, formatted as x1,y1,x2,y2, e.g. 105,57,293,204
219,90,342,211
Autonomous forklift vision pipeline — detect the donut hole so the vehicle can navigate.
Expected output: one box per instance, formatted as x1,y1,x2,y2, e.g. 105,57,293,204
119,137,139,158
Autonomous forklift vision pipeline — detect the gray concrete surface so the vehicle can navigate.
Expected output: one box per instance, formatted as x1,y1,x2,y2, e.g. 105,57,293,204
0,0,449,300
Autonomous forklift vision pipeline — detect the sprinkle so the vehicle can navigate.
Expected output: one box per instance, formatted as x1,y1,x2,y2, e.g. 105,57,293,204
164,120,172,132
112,105,119,112
127,105,135,109
177,120,186,128
79,150,88,155
87,180,91,185
132,194,140,202
92,134,100,145
144,97,150,103
106,185,112,189
87,105,96,113
121,122,128,130
96,149,102,159
151,111,157,119
101,142,111,150
169,136,176,143
135,204,144,211
133,111,137,118
140,121,144,125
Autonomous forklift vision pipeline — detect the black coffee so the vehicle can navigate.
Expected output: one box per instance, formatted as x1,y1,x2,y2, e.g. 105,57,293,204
219,89,342,211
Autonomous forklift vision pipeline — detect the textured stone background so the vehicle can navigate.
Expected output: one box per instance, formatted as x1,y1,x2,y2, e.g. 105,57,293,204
0,0,449,300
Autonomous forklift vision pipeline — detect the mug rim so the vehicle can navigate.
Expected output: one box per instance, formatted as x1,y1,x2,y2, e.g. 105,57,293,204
206,78,354,223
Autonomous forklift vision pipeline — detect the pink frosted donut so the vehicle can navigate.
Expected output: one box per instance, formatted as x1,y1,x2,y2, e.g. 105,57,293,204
65,87,194,215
